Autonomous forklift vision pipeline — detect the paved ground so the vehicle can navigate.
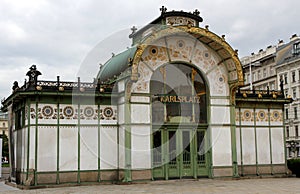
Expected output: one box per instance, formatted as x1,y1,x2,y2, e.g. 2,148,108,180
0,178,299,193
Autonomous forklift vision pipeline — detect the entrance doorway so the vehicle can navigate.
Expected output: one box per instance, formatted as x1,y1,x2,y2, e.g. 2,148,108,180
152,128,208,179
150,63,209,179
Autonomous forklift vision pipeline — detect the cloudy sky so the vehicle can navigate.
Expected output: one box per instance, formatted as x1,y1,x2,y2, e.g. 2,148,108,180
0,0,300,100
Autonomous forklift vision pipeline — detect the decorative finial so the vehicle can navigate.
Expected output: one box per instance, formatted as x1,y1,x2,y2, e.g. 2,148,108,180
222,35,226,40
205,25,209,31
26,64,42,87
160,6,167,14
193,9,200,16
130,26,137,34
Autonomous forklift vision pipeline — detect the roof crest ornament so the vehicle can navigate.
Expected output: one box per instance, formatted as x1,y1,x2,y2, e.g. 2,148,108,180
160,6,167,14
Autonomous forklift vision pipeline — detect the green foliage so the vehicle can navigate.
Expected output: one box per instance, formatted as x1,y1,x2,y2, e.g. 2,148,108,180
287,158,300,177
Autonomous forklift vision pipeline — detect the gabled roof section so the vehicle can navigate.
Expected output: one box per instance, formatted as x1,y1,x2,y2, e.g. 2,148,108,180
96,47,137,82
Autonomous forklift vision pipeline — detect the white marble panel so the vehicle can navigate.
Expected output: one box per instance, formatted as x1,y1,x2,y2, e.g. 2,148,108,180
30,104,36,124
80,127,98,170
118,126,125,169
271,128,285,164
131,62,152,93
38,104,57,125
236,127,241,165
59,104,78,125
270,109,283,126
240,108,254,126
131,125,151,169
59,127,78,171
210,98,230,106
118,96,125,104
100,105,118,125
29,126,35,169
131,96,150,103
22,127,28,171
100,127,117,169
210,106,230,125
79,105,98,125
141,38,169,71
38,127,57,171
242,128,256,165
166,36,196,63
255,109,269,126
118,104,125,125
131,104,150,124
118,80,125,93
206,64,229,97
13,131,17,169
256,128,271,164
211,127,232,166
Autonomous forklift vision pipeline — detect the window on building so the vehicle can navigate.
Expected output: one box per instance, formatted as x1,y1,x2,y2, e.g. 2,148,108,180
284,74,288,84
271,82,275,90
293,42,300,55
296,125,299,137
286,109,289,120
292,71,296,82
263,68,267,78
295,107,298,119
2,123,5,127
253,73,257,82
293,88,297,99
286,126,290,137
258,70,261,80
280,74,283,82
270,68,274,76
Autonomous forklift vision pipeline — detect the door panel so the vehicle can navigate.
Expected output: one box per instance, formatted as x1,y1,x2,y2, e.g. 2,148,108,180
152,128,208,179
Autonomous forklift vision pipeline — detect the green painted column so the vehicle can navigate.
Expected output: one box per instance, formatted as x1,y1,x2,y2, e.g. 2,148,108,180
230,105,239,178
26,99,31,181
253,108,259,175
34,99,38,186
56,102,60,184
97,103,101,182
268,108,274,175
123,82,132,182
77,102,81,183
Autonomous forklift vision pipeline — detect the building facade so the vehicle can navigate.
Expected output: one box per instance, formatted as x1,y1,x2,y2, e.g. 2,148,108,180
240,45,277,91
241,34,300,159
276,34,300,159
0,111,8,137
1,8,292,188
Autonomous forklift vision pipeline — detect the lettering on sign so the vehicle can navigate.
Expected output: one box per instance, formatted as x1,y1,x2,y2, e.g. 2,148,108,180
157,95,201,103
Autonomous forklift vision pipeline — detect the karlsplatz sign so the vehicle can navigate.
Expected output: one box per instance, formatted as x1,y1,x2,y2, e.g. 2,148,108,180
157,95,201,103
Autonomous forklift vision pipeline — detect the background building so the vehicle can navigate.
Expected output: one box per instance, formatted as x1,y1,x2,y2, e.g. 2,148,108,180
276,34,300,159
0,111,8,137
241,34,300,159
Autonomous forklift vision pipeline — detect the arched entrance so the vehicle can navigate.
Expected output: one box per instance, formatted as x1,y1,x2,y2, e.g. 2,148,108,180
150,63,210,179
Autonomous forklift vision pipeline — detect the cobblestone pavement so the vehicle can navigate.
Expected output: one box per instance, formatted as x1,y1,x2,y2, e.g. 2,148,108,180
0,178,299,194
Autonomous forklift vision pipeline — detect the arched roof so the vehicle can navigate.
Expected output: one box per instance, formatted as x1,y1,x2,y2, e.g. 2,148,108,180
98,25,244,89
130,26,244,87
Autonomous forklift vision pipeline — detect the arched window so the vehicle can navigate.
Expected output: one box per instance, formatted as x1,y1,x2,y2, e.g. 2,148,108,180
151,63,207,124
